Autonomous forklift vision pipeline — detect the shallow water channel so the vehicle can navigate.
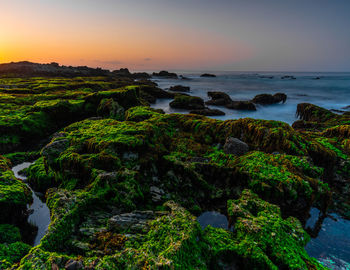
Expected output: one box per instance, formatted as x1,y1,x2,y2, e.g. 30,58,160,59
12,162,51,246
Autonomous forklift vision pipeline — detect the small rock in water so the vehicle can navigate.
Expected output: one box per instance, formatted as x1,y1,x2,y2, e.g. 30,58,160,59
223,137,249,156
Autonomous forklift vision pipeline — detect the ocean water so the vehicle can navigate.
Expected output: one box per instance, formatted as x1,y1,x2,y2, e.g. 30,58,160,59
151,72,350,125
306,208,350,269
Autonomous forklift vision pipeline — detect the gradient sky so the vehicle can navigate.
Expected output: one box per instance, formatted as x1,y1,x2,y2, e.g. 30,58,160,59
1,0,349,71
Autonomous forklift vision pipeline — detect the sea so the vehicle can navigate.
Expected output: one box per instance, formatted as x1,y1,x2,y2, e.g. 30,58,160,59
150,71,350,125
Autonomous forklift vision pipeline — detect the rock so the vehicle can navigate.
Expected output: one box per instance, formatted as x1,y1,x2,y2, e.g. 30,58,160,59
108,211,156,232
150,186,165,202
281,75,296,80
112,68,130,76
132,72,151,79
206,91,232,106
251,93,287,104
200,73,216,78
139,85,174,99
180,75,190,80
226,101,256,111
97,98,125,120
169,95,205,110
152,70,178,78
252,94,275,104
206,92,256,110
223,137,249,156
273,93,287,103
65,259,83,270
259,75,274,79
41,138,69,166
0,61,110,77
169,85,190,92
112,68,151,79
190,108,225,116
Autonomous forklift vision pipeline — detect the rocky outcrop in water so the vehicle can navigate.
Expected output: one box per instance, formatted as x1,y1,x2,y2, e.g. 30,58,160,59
200,73,216,77
252,93,287,104
206,91,257,111
169,94,205,109
152,70,178,78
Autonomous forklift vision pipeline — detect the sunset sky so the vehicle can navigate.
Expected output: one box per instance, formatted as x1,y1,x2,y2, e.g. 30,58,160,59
1,0,349,71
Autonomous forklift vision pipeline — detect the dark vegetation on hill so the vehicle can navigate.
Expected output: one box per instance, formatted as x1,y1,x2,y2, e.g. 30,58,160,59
0,64,349,269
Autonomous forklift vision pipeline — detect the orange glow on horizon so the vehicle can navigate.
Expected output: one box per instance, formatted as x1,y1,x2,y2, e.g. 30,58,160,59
0,7,253,71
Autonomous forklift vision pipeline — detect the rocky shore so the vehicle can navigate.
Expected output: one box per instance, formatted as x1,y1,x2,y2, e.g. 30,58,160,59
0,64,349,269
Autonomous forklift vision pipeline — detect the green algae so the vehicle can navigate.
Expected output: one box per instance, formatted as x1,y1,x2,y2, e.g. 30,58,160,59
0,156,32,209
1,75,348,269
0,76,142,153
0,225,31,268
234,151,328,202
220,190,327,270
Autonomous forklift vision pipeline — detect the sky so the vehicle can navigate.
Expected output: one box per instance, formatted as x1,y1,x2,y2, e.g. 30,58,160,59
0,0,349,72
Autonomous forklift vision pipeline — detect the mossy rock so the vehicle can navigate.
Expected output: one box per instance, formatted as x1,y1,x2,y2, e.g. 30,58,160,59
203,190,327,270
169,94,205,110
0,156,32,224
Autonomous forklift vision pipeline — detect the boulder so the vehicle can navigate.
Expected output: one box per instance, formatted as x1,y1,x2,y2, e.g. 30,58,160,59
190,108,225,116
169,85,190,92
205,91,232,106
223,137,249,156
200,73,216,78
206,91,256,110
139,85,174,99
152,70,178,78
41,138,69,167
169,95,205,110
273,93,287,103
251,93,287,104
97,98,125,120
